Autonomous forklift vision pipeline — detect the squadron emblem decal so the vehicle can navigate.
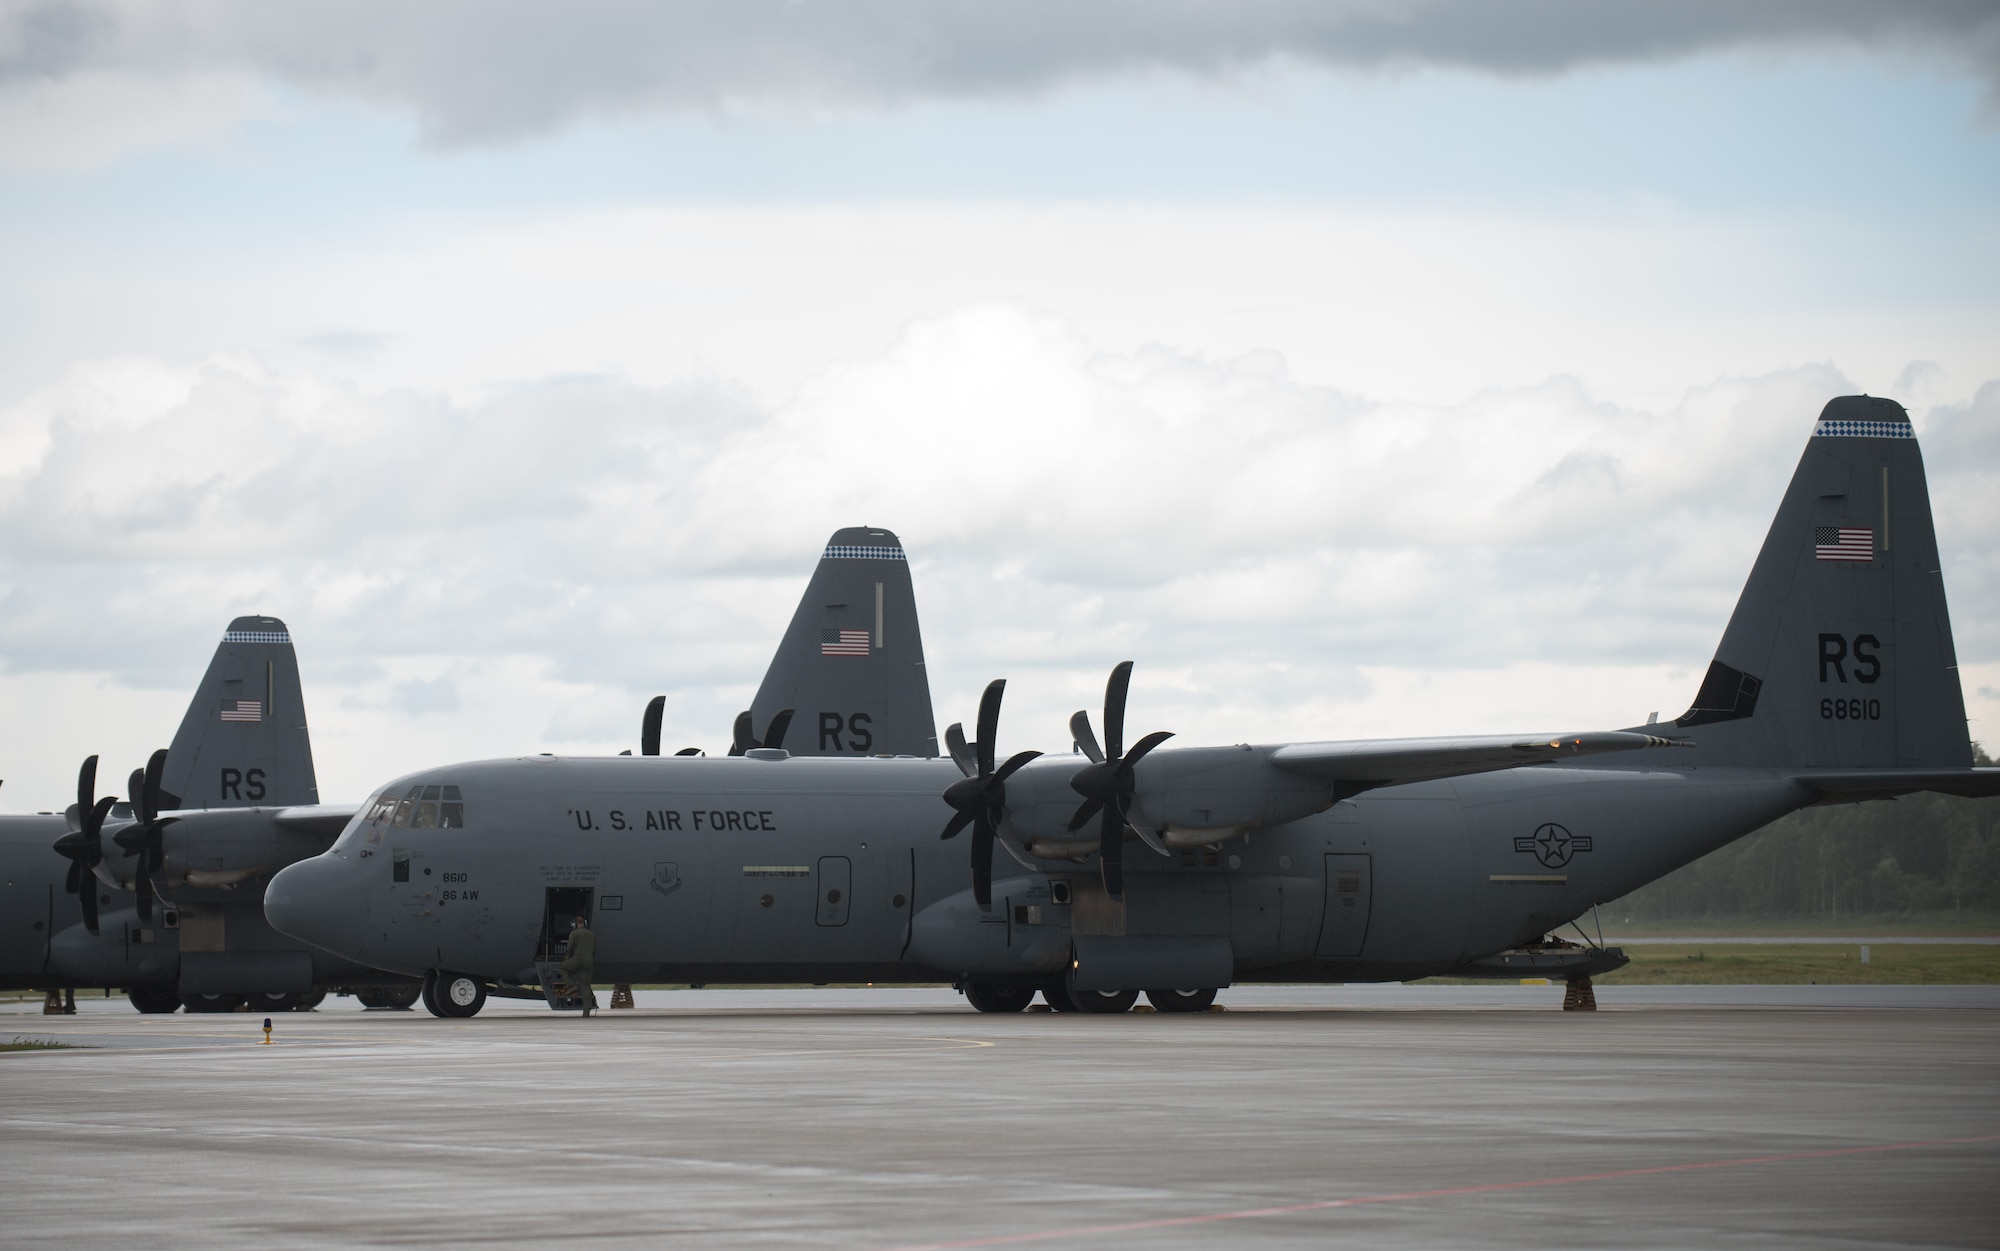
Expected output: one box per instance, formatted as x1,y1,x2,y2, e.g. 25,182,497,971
649,862,683,897
1515,823,1592,869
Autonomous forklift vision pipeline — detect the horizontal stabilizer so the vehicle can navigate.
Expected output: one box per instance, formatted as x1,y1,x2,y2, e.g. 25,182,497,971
1794,768,2000,803
272,804,363,837
1270,731,1687,788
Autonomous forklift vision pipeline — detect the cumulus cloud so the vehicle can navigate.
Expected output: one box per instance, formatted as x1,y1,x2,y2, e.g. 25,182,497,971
1,0,1996,156
4,302,1993,809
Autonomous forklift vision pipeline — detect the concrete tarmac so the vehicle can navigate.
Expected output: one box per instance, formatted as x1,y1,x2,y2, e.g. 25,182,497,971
3,985,1996,1248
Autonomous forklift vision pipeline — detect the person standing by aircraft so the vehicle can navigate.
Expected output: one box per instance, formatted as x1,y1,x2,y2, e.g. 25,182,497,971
561,915,597,1016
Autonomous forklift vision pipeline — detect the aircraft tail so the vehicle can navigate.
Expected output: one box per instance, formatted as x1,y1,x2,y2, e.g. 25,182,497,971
159,616,320,808
1676,396,1971,769
747,527,939,757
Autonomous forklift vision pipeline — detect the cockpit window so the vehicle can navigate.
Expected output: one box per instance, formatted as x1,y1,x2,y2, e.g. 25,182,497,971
366,783,470,834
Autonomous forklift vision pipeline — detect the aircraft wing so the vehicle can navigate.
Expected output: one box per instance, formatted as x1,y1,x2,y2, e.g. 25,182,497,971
272,804,363,837
1268,731,1686,790
1793,768,2000,803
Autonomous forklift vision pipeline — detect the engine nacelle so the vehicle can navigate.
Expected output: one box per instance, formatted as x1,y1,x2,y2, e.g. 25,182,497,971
49,908,180,985
909,876,1071,977
999,745,1337,855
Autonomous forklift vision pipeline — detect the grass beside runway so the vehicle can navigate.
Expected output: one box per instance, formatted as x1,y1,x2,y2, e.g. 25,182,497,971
1591,943,2000,985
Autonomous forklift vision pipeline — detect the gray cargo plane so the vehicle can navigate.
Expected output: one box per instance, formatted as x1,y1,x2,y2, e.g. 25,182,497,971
4,526,936,1012
266,397,1999,1016
0,618,426,1011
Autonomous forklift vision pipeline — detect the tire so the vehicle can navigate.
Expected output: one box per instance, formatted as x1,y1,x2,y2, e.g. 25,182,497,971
431,972,487,1018
182,993,246,1013
128,985,181,1014
1069,987,1139,1014
1144,987,1218,1013
296,989,327,1011
420,972,442,1017
964,983,1034,1013
357,985,423,1010
249,991,303,1012
1041,982,1081,1012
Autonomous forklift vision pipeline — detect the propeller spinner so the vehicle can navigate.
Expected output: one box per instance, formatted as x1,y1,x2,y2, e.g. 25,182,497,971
939,679,1040,912
51,756,116,934
1066,661,1174,900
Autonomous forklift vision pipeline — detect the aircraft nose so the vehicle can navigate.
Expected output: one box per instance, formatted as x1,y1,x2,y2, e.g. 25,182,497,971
266,854,369,955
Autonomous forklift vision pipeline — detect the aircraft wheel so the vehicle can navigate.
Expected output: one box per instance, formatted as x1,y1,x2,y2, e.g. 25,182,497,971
356,986,422,1010
1144,987,1218,1013
1069,987,1139,1014
296,989,327,1011
128,984,181,1014
249,991,304,1012
1041,982,1081,1012
420,972,442,1017
182,993,246,1013
432,972,487,1018
964,983,1034,1013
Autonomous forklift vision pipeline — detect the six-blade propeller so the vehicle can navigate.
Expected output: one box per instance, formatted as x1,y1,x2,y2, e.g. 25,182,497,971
938,679,1041,911
1065,661,1174,900
51,756,117,934
111,748,172,922
729,708,796,756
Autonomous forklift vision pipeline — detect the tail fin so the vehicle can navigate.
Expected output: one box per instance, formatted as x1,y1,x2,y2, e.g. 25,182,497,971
1678,396,1971,769
747,527,939,757
160,616,320,808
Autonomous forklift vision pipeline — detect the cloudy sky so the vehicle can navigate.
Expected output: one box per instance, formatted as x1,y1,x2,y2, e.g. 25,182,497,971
2,1,1997,810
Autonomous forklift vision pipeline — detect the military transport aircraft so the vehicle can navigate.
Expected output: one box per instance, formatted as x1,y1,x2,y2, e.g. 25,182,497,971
0,618,426,1011
266,397,1999,1016
2,525,937,1013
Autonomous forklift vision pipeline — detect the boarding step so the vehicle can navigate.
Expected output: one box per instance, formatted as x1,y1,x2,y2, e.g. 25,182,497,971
533,962,596,1012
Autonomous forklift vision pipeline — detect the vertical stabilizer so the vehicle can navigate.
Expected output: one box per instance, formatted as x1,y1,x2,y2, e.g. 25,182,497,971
1677,397,1970,769
160,616,319,808
748,527,939,757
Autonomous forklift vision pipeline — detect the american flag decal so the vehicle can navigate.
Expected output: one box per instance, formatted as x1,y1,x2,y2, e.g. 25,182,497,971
821,628,870,657
1815,527,1873,562
219,699,263,722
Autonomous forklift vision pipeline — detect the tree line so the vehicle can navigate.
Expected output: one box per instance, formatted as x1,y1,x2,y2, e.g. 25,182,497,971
1608,747,1999,921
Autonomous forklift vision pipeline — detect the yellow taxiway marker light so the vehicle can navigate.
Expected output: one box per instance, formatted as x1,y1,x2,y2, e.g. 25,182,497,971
261,1017,273,1045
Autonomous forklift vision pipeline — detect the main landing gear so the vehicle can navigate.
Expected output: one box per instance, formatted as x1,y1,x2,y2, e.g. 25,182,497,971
962,983,1035,1013
423,971,488,1018
355,985,423,1010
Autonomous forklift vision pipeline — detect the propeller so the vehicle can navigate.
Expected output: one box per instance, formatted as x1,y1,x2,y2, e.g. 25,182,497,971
728,708,796,756
52,756,116,934
640,696,665,757
1066,661,1174,900
939,679,1041,911
112,749,171,922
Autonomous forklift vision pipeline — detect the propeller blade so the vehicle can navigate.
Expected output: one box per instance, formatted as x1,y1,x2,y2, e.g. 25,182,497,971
970,816,994,911
84,794,113,842
641,695,665,757
1066,797,1104,833
142,749,167,820
1098,802,1124,900
1129,814,1172,857
674,747,701,757
1122,730,1175,773
79,878,99,934
1102,660,1132,761
729,710,754,756
134,863,154,922
65,859,82,895
77,755,98,817
944,722,975,777
940,809,974,841
1069,710,1104,764
974,680,1005,777
992,749,1041,783
761,708,795,751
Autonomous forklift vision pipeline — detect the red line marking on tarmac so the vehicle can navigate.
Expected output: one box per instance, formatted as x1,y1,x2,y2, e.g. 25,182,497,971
883,1134,2000,1250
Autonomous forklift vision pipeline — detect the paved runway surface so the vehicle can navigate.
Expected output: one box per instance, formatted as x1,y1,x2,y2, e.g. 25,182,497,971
4,985,1996,1248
